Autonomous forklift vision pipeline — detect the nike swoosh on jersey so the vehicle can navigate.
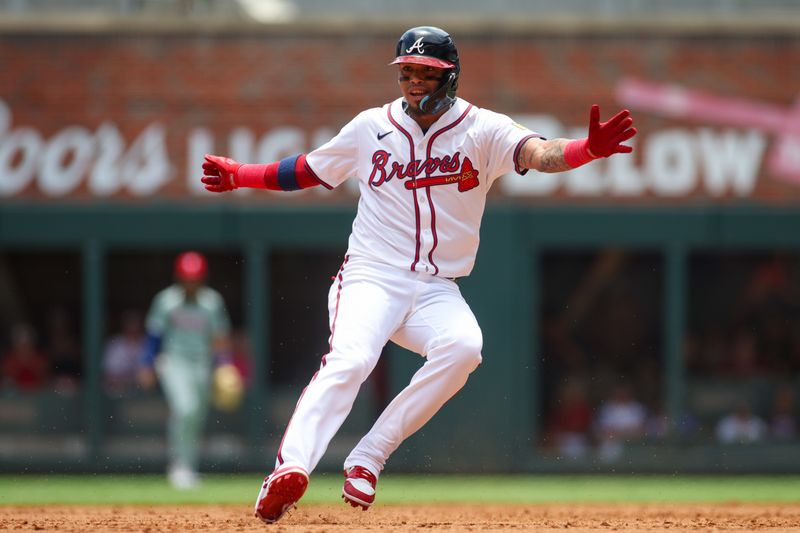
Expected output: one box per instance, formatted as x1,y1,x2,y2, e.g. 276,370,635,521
377,130,393,140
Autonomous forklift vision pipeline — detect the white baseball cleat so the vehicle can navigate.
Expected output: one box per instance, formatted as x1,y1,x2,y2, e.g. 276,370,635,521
254,466,309,524
342,465,378,510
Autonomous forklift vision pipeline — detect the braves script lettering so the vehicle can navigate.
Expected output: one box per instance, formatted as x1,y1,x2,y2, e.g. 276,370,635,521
368,150,478,191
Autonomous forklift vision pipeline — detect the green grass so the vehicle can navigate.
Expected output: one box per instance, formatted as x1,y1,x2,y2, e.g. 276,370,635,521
1,474,799,505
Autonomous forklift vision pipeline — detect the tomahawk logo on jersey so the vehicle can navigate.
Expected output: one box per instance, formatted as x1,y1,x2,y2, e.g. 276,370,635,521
305,97,540,278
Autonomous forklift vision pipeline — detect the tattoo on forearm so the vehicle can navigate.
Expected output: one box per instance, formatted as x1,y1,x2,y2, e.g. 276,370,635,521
518,139,573,173
536,141,572,173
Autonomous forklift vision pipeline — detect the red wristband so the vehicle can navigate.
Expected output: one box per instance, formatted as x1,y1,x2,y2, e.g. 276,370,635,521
236,154,319,191
564,138,596,169
237,162,278,189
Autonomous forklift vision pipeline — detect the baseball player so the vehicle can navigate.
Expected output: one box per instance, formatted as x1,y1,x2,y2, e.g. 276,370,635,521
139,251,232,489
201,26,636,523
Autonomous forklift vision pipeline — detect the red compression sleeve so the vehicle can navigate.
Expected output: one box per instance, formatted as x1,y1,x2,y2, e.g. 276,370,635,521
563,138,597,169
236,154,320,191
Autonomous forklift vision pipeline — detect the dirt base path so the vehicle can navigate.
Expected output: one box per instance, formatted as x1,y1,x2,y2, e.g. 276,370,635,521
2,503,799,532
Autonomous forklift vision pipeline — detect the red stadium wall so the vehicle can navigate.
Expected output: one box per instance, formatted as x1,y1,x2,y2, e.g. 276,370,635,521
1,29,798,205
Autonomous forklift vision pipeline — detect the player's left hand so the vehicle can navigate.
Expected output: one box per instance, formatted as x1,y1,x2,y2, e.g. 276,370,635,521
202,154,242,192
586,104,637,157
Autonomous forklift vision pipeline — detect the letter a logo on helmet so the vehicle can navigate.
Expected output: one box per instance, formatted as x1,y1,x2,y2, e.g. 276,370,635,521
405,37,425,55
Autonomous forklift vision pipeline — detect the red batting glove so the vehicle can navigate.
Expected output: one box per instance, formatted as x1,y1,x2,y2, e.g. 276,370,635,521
201,154,242,193
564,105,637,168
587,104,637,157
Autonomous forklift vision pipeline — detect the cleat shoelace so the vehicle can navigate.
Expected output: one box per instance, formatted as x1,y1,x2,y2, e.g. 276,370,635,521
346,466,377,487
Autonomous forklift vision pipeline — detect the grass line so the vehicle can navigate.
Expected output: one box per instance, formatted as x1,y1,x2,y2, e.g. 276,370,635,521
1,474,799,505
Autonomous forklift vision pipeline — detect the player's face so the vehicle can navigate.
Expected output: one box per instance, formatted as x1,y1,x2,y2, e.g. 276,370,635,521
180,279,203,298
397,63,446,111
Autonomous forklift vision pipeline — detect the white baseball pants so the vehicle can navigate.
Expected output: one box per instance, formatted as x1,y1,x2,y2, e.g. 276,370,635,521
273,255,483,477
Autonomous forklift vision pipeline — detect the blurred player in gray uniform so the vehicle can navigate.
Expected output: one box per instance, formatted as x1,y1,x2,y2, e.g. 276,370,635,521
201,26,636,523
139,251,232,489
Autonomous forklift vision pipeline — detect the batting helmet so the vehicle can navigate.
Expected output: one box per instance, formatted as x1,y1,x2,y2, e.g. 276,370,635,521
390,26,460,115
174,251,208,281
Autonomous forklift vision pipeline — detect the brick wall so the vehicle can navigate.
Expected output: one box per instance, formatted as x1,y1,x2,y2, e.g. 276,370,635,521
1,29,798,204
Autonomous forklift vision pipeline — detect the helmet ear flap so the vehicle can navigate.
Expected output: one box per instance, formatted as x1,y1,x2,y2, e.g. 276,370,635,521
445,68,459,96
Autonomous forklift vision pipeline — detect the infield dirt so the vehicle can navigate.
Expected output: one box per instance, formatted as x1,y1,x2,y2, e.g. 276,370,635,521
2,503,800,532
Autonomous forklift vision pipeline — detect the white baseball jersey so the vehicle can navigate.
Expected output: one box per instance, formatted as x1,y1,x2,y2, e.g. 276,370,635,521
306,97,540,279
271,96,541,485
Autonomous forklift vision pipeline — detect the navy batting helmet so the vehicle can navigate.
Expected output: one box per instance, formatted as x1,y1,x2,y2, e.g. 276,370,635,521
390,26,460,115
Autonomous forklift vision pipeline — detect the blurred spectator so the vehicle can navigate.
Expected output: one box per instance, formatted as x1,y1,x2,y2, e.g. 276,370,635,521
688,252,800,377
540,251,662,457
719,326,767,377
545,379,593,459
735,253,799,373
102,310,147,395
1,323,50,392
769,385,797,441
594,383,647,462
715,400,767,444
742,253,796,309
45,307,81,390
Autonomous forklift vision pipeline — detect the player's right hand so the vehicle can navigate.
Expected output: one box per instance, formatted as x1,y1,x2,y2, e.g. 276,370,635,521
202,154,242,192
